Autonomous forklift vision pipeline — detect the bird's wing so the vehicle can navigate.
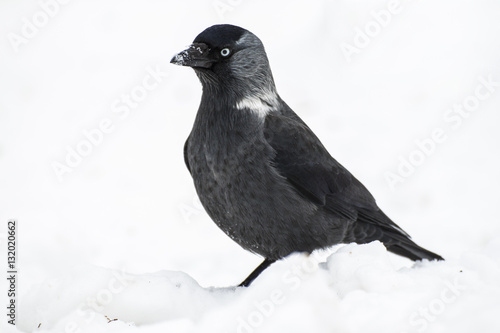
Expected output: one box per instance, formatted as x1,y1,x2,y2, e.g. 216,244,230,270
264,110,411,237
184,135,191,174
263,111,379,221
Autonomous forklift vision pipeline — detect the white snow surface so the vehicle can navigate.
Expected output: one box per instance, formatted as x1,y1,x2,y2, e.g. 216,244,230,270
1,0,500,332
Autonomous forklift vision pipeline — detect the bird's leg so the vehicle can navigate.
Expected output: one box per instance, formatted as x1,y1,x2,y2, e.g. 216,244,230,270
238,258,276,287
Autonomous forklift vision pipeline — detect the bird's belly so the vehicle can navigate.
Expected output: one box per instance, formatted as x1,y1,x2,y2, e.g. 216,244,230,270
189,143,344,259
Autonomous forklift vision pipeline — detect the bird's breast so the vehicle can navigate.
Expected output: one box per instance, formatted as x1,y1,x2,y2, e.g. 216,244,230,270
188,126,272,191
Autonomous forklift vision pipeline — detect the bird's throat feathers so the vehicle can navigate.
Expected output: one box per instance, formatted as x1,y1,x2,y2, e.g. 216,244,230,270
199,86,280,122
235,89,279,118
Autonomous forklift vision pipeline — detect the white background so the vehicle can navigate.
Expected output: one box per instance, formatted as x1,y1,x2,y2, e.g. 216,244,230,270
1,0,499,332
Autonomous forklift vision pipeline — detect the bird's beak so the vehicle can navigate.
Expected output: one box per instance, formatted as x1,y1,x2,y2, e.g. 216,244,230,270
170,43,214,69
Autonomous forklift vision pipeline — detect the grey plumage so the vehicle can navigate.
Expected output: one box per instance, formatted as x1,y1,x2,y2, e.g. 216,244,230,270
171,24,443,287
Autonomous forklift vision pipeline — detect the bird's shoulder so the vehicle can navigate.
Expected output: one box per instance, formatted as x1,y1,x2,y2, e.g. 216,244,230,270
263,104,378,217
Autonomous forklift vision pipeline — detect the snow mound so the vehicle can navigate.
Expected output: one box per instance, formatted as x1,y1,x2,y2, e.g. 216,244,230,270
17,240,500,333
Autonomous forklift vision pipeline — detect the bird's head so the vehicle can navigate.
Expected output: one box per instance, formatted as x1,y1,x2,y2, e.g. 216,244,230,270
171,24,277,103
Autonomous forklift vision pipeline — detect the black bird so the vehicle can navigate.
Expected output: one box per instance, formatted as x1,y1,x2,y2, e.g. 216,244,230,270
171,24,443,287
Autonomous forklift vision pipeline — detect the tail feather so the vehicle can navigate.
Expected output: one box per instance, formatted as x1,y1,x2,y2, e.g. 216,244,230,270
385,238,444,261
345,211,444,261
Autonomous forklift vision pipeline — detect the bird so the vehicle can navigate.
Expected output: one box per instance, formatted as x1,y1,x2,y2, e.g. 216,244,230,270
170,24,443,287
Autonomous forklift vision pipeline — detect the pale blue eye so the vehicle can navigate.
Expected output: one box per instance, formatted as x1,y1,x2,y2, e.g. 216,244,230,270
220,48,231,57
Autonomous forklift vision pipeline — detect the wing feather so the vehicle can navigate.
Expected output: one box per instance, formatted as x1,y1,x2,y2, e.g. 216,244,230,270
264,107,411,237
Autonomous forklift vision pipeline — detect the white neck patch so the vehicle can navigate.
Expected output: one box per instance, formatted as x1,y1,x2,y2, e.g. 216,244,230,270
235,90,279,118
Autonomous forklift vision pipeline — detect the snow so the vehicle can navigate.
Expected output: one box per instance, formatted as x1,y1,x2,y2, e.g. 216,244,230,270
13,242,500,332
1,0,500,332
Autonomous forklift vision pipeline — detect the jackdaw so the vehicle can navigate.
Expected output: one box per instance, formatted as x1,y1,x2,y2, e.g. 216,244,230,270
171,24,443,287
